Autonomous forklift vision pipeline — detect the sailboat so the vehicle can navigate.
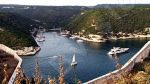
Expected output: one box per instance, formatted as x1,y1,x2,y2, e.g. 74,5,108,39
37,30,45,42
71,54,77,66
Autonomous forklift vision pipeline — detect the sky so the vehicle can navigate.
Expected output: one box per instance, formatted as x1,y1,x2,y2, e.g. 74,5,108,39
0,0,150,6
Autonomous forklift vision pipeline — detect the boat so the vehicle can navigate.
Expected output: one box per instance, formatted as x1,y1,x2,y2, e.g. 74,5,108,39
37,30,45,42
108,47,129,55
37,37,45,42
76,39,83,43
61,34,67,37
60,30,70,37
69,36,76,39
71,54,77,66
48,56,58,59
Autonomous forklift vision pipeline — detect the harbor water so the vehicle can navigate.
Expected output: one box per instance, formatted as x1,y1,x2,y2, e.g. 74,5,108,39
21,32,150,83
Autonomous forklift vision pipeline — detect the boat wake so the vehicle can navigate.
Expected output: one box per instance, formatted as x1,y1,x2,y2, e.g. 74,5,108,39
48,55,59,59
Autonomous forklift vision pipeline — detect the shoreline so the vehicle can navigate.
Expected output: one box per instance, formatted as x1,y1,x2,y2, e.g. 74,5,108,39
15,35,41,56
71,34,150,43
72,35,107,43
109,34,150,40
15,47,40,56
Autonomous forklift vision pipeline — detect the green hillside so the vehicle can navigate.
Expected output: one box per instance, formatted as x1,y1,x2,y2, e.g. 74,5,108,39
0,12,38,49
66,6,150,35
0,5,88,28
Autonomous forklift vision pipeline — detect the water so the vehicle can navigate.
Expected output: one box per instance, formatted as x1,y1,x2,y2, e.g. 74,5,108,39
21,32,150,83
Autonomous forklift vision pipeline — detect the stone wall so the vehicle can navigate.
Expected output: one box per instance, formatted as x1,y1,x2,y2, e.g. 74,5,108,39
0,44,22,84
84,41,150,84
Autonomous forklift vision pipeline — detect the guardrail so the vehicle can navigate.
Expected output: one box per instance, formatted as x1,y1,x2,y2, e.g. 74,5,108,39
0,44,22,84
84,41,150,84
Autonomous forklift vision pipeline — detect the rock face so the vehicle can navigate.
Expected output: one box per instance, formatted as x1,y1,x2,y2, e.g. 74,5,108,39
16,47,40,56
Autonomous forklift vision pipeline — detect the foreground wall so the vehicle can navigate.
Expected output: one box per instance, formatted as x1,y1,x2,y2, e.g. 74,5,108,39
0,44,22,84
84,41,150,84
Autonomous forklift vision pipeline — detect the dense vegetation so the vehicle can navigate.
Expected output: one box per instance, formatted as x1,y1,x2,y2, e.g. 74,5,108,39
1,4,150,35
114,57,150,84
0,12,38,49
66,6,150,35
1,4,150,48
0,5,88,28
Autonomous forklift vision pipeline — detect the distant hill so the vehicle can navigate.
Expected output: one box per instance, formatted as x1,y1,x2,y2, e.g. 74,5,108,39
66,5,150,35
0,5,88,28
1,4,150,40
0,12,39,49
94,4,150,9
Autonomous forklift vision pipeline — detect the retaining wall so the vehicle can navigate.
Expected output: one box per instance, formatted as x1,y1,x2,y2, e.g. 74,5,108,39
0,44,22,84
84,41,150,84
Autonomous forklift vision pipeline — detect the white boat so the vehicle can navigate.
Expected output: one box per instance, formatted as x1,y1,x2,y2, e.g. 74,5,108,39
48,56,58,59
76,39,83,43
61,34,67,37
37,30,45,42
71,54,77,66
70,36,76,39
108,47,129,55
60,30,70,37
37,37,45,42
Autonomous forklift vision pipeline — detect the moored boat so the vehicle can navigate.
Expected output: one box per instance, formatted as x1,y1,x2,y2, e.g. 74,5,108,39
70,36,76,39
76,39,83,43
108,47,129,55
36,30,45,42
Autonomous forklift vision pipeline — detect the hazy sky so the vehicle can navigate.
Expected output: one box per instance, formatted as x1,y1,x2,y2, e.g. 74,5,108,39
0,0,150,6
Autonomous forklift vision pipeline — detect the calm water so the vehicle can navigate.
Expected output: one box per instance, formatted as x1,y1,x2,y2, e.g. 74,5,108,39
22,32,150,83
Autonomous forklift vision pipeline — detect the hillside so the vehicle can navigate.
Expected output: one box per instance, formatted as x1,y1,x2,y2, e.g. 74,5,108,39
0,12,39,49
66,6,150,35
0,5,88,28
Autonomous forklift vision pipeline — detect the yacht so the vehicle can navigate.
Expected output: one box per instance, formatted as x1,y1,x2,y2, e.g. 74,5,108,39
37,30,45,42
108,47,129,55
76,39,83,43
70,36,76,39
61,34,67,37
71,54,77,66
37,35,45,42
60,30,70,37
37,36,45,42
